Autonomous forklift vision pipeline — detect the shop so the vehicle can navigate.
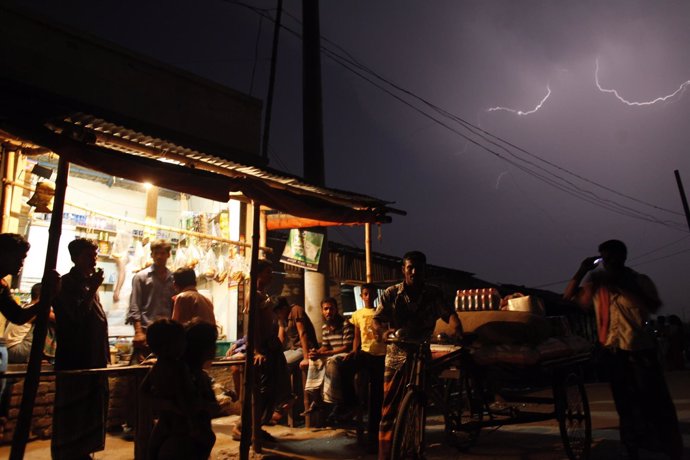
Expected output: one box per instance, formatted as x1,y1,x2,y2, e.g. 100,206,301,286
0,5,402,455
4,152,253,343
0,3,400,339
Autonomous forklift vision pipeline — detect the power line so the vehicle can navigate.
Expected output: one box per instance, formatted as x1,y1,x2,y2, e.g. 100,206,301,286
629,246,690,267
305,11,684,219
532,239,690,288
320,46,686,229
314,38,686,229
628,235,690,262
228,1,688,232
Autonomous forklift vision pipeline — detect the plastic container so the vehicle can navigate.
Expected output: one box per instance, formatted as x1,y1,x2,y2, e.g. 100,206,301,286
0,338,8,399
215,340,232,357
507,295,545,315
0,338,7,373
115,337,133,355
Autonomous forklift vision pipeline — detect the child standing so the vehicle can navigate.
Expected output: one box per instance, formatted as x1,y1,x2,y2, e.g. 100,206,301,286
141,318,219,459
183,319,222,458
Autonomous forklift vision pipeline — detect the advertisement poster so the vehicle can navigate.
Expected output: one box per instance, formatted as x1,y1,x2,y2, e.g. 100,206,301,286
280,229,324,271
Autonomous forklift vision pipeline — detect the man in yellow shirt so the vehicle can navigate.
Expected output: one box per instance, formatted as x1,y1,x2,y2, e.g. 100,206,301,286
347,283,386,452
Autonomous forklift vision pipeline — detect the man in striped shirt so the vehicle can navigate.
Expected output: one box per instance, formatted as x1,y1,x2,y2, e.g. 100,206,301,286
303,297,355,423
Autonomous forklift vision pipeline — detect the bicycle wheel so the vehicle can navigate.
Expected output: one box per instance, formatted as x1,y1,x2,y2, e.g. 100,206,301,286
443,374,483,451
555,371,591,460
391,389,425,460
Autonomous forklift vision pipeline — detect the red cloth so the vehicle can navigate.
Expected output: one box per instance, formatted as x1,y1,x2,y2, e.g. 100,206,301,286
597,287,610,345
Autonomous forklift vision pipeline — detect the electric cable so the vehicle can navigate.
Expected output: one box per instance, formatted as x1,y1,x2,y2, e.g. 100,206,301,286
226,1,688,232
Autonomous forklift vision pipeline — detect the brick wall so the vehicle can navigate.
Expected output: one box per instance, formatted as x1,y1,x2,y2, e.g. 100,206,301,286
0,366,240,445
0,375,55,443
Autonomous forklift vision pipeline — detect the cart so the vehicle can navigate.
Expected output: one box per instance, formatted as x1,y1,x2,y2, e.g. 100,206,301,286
391,312,593,460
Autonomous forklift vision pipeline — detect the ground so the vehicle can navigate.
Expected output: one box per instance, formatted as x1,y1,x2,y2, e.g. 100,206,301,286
2,370,689,459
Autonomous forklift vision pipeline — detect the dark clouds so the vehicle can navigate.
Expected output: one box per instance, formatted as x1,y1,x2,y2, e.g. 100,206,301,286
13,0,690,317
319,1,690,317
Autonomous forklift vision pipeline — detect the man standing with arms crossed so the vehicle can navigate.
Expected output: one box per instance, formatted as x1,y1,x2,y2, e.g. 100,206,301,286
373,251,463,460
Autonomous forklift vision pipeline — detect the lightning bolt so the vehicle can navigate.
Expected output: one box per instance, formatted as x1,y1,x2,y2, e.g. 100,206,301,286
595,58,690,106
495,171,508,189
487,85,551,116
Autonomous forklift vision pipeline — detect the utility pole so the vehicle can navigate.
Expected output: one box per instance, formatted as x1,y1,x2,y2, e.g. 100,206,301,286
302,0,328,338
674,170,690,233
261,0,283,161
302,0,324,185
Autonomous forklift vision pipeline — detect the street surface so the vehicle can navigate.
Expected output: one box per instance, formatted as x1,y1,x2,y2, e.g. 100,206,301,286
3,370,688,459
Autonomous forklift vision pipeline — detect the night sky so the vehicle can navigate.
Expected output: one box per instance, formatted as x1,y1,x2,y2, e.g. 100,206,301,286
13,1,690,318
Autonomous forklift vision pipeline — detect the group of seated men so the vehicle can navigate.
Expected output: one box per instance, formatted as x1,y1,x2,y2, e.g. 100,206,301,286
228,284,384,446
284,285,385,444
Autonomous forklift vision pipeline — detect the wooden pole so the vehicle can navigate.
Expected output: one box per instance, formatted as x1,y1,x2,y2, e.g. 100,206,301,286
240,2,282,452
10,157,69,459
239,200,262,459
259,207,267,259
144,184,159,240
1,146,16,233
674,170,690,233
365,222,372,283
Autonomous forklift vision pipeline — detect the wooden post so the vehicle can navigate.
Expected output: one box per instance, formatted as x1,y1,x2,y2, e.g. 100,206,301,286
1,147,16,233
134,368,153,460
365,222,372,283
10,157,69,460
259,207,267,259
239,200,262,459
144,183,158,240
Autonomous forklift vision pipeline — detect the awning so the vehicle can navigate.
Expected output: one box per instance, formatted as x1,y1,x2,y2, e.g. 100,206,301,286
0,116,405,224
0,3,404,225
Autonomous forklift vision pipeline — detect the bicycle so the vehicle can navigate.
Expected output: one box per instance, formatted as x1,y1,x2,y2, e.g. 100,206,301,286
389,332,482,460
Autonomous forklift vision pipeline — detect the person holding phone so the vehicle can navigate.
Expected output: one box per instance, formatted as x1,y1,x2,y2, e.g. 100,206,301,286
564,239,682,460
51,238,110,460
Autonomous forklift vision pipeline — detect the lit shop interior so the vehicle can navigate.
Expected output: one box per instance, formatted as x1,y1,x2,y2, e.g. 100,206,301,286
5,151,253,346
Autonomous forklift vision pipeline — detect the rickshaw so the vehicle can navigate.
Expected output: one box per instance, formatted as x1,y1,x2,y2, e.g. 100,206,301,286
390,300,593,460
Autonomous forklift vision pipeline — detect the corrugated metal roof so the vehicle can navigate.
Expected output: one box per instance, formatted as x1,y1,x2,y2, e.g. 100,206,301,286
46,113,404,216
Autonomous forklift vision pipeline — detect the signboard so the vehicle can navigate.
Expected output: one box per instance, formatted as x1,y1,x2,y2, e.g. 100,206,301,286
280,229,324,271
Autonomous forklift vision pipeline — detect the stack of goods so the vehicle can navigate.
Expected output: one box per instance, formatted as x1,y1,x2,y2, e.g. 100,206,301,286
455,288,501,311
436,293,592,367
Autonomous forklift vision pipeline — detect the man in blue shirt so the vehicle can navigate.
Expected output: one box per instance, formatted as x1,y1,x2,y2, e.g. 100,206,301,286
126,239,175,363
120,239,175,440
